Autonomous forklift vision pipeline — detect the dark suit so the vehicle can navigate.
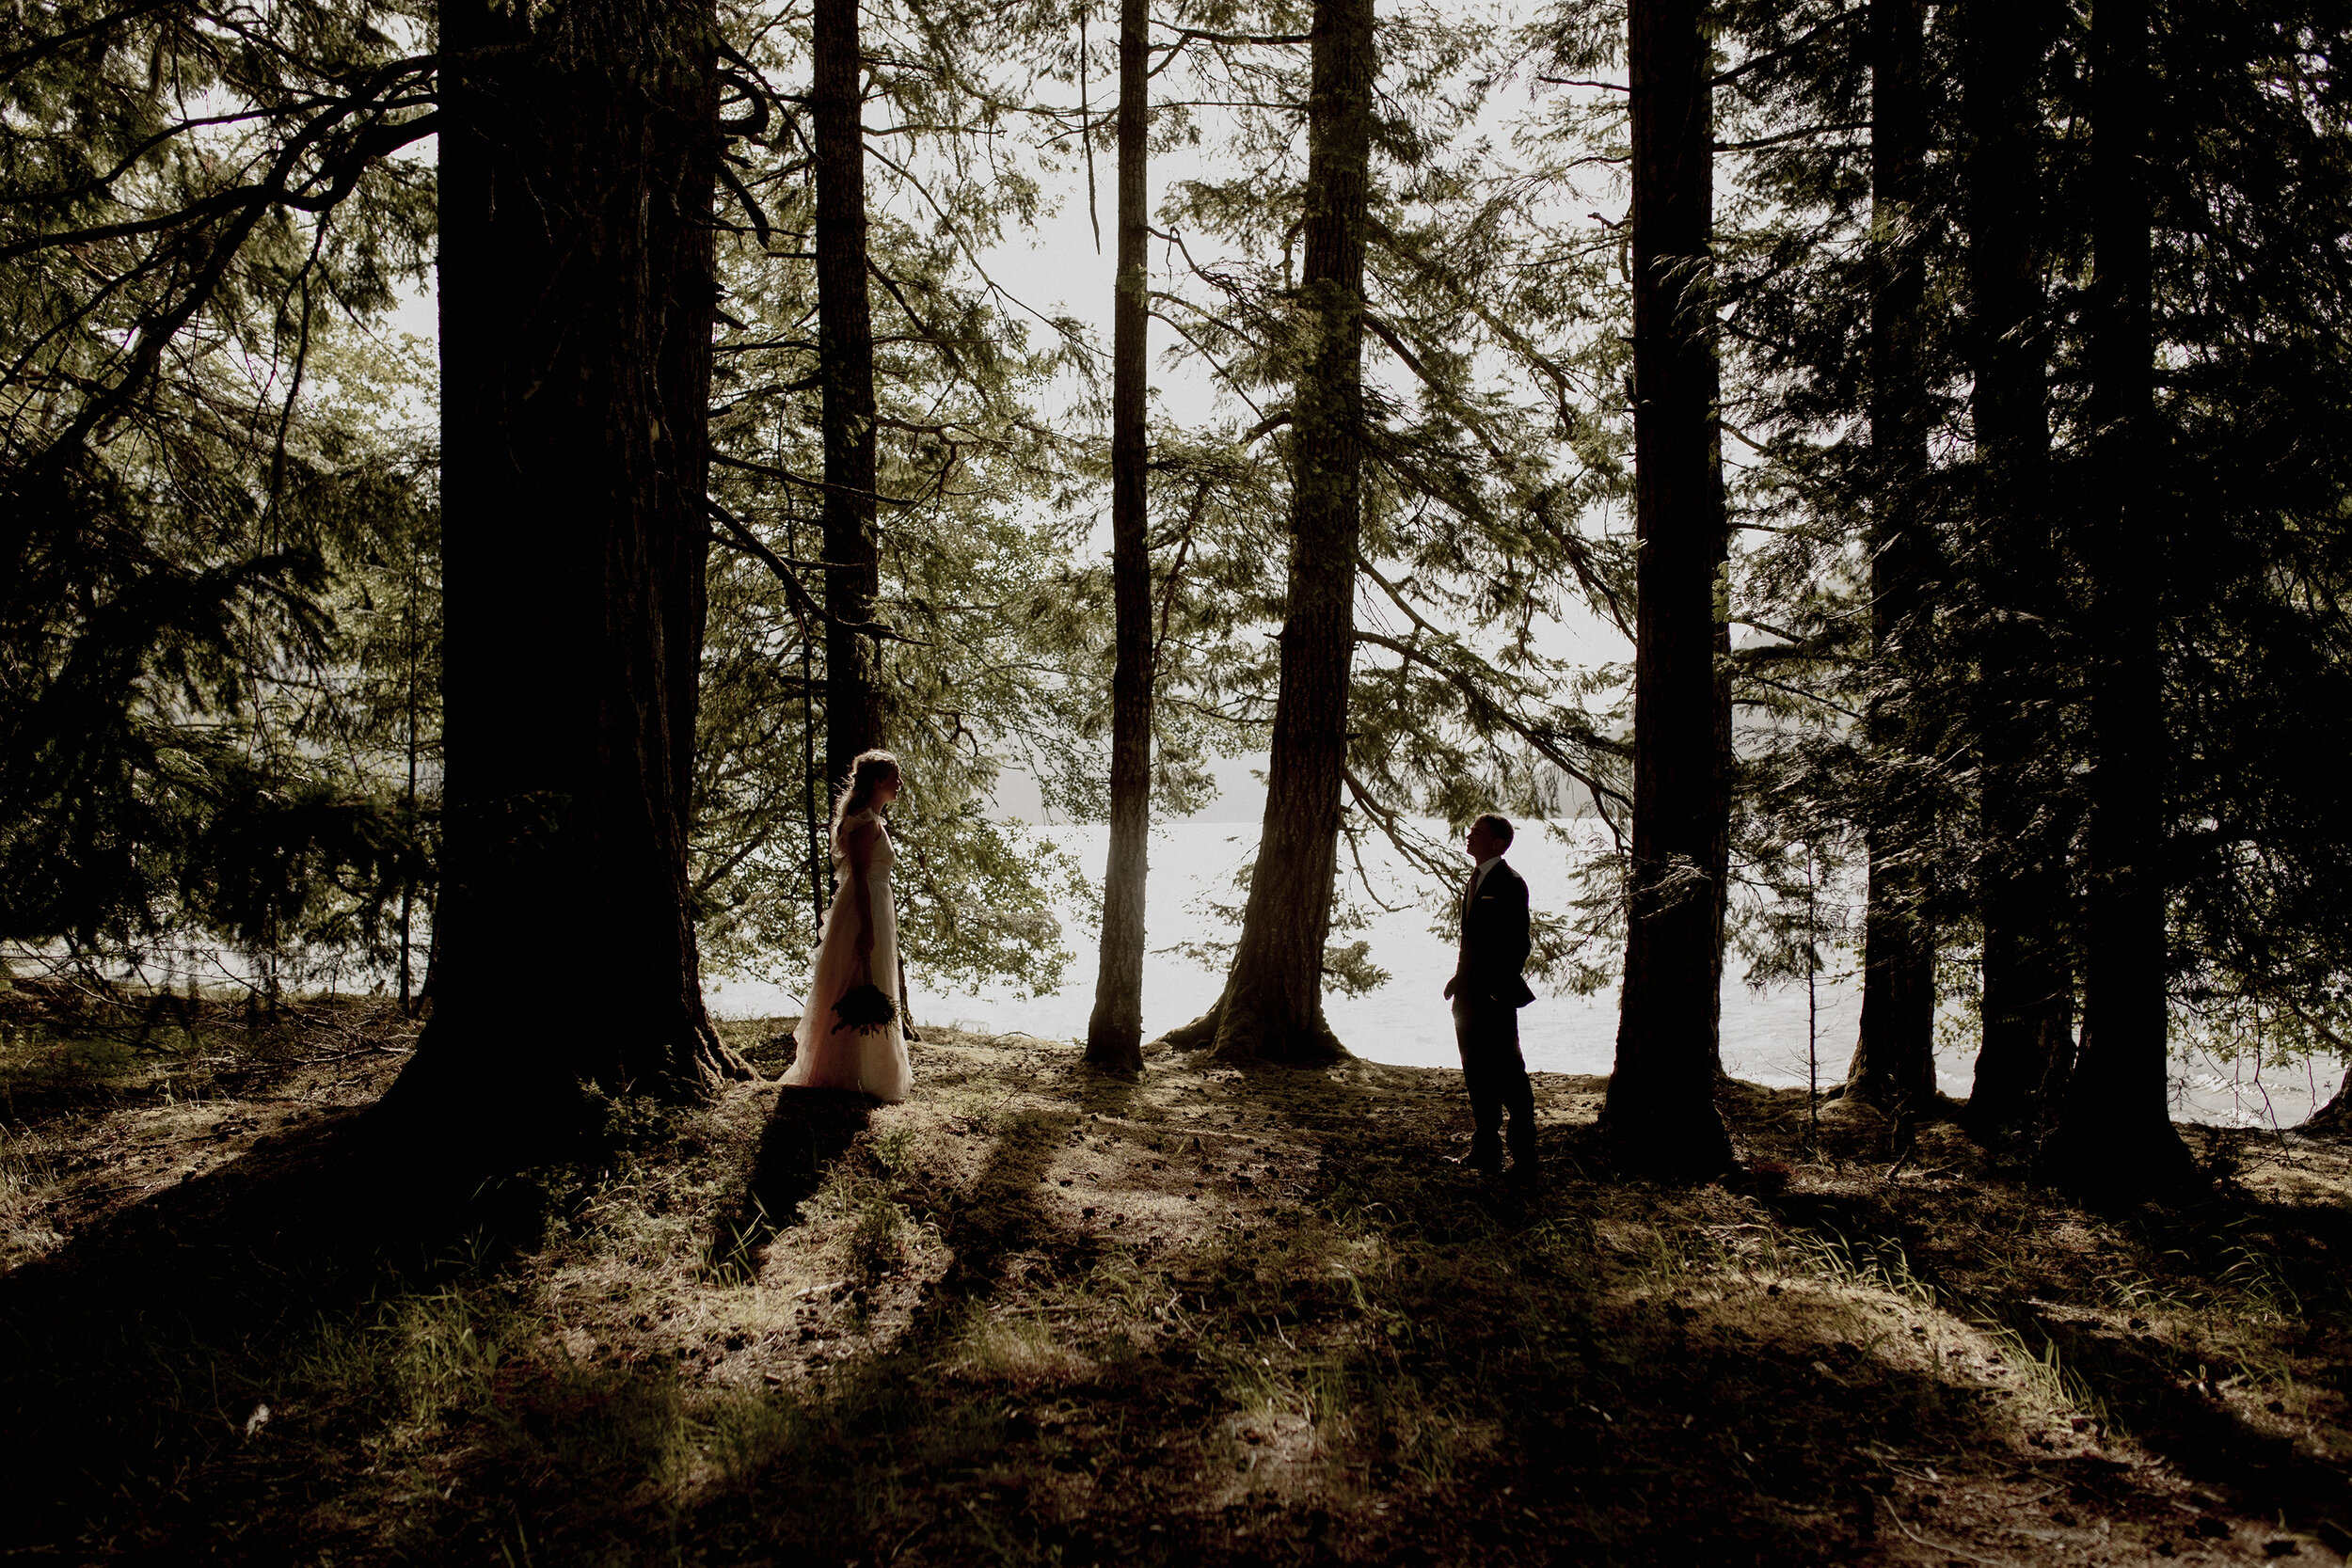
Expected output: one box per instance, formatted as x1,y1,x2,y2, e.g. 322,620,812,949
1452,857,1536,1171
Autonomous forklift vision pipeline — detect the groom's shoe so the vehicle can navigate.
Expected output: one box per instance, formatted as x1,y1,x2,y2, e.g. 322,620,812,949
1449,1141,1504,1176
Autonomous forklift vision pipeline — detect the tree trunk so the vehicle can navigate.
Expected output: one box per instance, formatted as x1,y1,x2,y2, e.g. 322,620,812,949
1187,0,1372,1067
816,0,883,788
1708,380,1732,1079
1084,0,1152,1077
1603,0,1733,1179
2303,1064,2352,1139
1960,0,2073,1146
383,0,750,1154
2048,0,2195,1193
1847,0,1939,1115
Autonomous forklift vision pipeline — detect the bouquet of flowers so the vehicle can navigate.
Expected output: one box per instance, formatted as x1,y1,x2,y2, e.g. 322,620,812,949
830,981,898,1036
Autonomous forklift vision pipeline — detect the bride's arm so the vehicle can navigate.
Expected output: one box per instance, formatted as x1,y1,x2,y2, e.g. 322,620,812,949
843,818,884,965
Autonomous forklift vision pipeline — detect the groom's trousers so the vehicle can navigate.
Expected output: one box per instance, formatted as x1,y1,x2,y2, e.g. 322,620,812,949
1453,993,1537,1168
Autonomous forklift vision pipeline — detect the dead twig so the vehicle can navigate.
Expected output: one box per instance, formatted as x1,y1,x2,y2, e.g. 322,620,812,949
292,1043,414,1066
1878,1497,2022,1568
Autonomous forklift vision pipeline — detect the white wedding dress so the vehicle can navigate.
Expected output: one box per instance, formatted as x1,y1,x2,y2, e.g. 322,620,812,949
783,807,913,1101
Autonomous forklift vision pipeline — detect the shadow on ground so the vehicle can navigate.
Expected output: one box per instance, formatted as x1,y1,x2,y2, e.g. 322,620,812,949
4,1012,2348,1564
0,1112,536,1557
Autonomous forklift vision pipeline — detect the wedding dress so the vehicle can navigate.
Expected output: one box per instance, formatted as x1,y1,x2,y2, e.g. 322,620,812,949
782,807,913,1101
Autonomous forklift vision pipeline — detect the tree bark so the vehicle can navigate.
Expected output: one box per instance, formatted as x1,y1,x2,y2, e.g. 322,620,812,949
1188,0,1372,1067
2048,0,2195,1193
1960,0,2073,1145
384,0,750,1154
816,0,884,788
1084,0,1152,1077
1708,377,1732,1079
2303,1064,2352,1139
1846,0,1939,1114
1603,0,1733,1179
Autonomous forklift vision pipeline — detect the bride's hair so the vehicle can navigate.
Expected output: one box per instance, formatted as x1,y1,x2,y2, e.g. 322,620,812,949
831,749,901,835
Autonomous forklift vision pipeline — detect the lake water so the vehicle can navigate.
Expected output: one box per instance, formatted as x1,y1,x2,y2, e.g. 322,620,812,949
708,818,2342,1131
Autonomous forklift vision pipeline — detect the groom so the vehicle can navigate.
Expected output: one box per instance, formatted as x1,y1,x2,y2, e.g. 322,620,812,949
1442,813,1538,1180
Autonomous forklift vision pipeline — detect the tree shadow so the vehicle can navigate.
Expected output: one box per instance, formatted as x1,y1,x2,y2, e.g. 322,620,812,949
1747,1174,2352,1552
718,1086,875,1269
0,1112,531,1555
2025,1303,2352,1540
913,1102,1065,1308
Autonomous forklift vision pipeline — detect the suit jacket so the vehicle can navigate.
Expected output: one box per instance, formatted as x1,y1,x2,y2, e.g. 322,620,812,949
1455,858,1536,1008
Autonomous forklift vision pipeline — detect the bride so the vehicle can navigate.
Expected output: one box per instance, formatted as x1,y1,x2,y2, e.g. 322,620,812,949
782,749,914,1101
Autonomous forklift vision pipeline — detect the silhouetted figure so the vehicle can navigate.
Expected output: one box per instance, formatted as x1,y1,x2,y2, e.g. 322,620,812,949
1443,813,1538,1180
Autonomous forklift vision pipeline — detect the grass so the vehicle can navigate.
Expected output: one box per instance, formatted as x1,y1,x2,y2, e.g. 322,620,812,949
2,982,2350,1563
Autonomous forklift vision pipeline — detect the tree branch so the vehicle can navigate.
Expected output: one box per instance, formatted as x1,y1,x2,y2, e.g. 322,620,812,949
706,501,930,646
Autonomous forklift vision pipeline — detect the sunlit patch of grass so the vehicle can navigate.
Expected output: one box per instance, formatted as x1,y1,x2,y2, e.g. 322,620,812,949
0,1123,62,1210
0,1123,68,1269
951,1312,1100,1387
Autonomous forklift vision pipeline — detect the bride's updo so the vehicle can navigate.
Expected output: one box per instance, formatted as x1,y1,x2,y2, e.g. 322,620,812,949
831,749,901,834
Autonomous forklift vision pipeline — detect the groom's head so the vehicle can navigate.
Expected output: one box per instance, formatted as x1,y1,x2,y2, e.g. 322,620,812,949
1467,814,1514,863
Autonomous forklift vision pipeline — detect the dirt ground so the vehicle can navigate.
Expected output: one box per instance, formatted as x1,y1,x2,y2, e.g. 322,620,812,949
3,982,2349,1564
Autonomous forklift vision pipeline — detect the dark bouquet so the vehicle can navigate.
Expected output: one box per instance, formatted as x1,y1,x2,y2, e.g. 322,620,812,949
831,982,898,1036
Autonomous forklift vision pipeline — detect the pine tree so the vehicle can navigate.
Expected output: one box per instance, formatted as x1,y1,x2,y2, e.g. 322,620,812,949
382,0,752,1146
1843,0,1938,1114
1191,0,1375,1066
1957,0,2073,1146
2049,0,2195,1192
815,0,888,787
1084,0,1155,1076
1603,0,1734,1178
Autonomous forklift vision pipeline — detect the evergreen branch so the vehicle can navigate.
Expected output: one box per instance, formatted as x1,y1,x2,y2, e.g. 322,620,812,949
716,161,774,248
866,260,969,374
17,96,438,482
1738,671,1861,720
0,0,181,80
861,143,1104,371
1709,8,1867,91
1729,641,1850,666
1341,768,1459,897
1350,626,1631,813
0,82,437,262
710,451,919,508
1143,309,1269,418
1147,28,1312,81
1714,122,1870,154
1156,27,1312,48
706,502,930,647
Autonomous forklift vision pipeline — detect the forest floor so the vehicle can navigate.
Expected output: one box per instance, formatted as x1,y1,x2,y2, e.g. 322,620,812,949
3,984,2351,1565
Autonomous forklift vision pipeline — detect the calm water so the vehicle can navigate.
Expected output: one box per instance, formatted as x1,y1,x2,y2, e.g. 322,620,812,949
708,818,2341,1131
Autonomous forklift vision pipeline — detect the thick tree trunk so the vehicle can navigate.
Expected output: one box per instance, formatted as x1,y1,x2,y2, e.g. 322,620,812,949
2049,0,2195,1194
1960,0,2073,1145
1603,0,1733,1178
384,0,749,1153
1084,0,1152,1076
1846,0,1940,1114
2303,1065,2352,1139
816,0,883,788
1189,0,1372,1067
